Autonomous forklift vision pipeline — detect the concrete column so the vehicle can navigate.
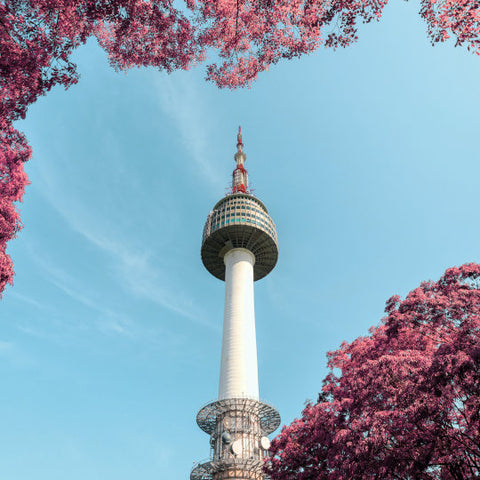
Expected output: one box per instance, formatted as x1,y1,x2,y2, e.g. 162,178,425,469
219,248,259,400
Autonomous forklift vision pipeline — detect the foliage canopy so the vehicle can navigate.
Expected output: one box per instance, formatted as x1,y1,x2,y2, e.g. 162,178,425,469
265,263,480,479
1,0,480,293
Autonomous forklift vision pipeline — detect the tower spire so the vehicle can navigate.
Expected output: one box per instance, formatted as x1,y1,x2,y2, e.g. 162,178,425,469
237,125,243,150
232,126,248,194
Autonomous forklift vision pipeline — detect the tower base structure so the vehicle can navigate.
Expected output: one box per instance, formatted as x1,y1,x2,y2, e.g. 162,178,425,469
191,398,280,480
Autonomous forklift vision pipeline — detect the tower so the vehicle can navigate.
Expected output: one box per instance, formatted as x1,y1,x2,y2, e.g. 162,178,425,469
191,128,280,480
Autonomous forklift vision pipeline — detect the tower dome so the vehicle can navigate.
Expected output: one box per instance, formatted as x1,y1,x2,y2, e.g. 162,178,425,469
201,128,278,281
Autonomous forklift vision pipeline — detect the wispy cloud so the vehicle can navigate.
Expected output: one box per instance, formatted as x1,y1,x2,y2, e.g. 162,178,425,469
8,290,45,310
23,73,221,334
155,74,224,190
30,159,217,332
30,251,133,336
69,228,215,329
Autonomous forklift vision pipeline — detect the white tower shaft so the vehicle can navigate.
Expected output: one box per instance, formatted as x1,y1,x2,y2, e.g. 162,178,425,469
219,248,259,400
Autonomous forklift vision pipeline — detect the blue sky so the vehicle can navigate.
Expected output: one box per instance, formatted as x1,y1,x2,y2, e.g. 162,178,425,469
2,1,480,479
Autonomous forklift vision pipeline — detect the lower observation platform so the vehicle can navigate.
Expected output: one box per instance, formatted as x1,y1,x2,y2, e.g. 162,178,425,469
196,397,281,435
192,397,280,480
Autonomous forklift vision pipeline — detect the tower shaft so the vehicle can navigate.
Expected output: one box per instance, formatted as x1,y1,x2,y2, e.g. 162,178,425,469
220,248,259,400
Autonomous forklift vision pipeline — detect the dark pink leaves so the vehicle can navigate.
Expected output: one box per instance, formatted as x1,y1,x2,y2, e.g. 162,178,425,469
265,263,480,479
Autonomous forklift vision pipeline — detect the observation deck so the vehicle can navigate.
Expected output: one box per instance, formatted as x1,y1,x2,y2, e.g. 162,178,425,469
201,193,278,281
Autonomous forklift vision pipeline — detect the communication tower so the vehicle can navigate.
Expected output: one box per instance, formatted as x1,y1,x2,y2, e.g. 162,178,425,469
191,128,280,480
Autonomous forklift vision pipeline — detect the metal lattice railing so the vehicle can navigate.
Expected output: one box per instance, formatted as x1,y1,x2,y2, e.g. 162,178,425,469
196,397,281,436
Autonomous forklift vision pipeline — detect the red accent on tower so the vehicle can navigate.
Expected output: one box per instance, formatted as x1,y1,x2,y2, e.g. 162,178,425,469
231,126,248,194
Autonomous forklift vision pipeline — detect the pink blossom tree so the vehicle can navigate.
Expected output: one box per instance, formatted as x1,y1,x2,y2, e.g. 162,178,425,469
2,0,480,295
265,263,480,479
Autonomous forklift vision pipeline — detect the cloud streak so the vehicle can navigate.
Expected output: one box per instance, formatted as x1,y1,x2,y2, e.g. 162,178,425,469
8,290,45,310
30,154,217,332
155,73,224,191
29,250,133,336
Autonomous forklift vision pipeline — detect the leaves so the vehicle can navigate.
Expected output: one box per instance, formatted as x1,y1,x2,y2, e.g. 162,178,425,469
265,264,480,479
